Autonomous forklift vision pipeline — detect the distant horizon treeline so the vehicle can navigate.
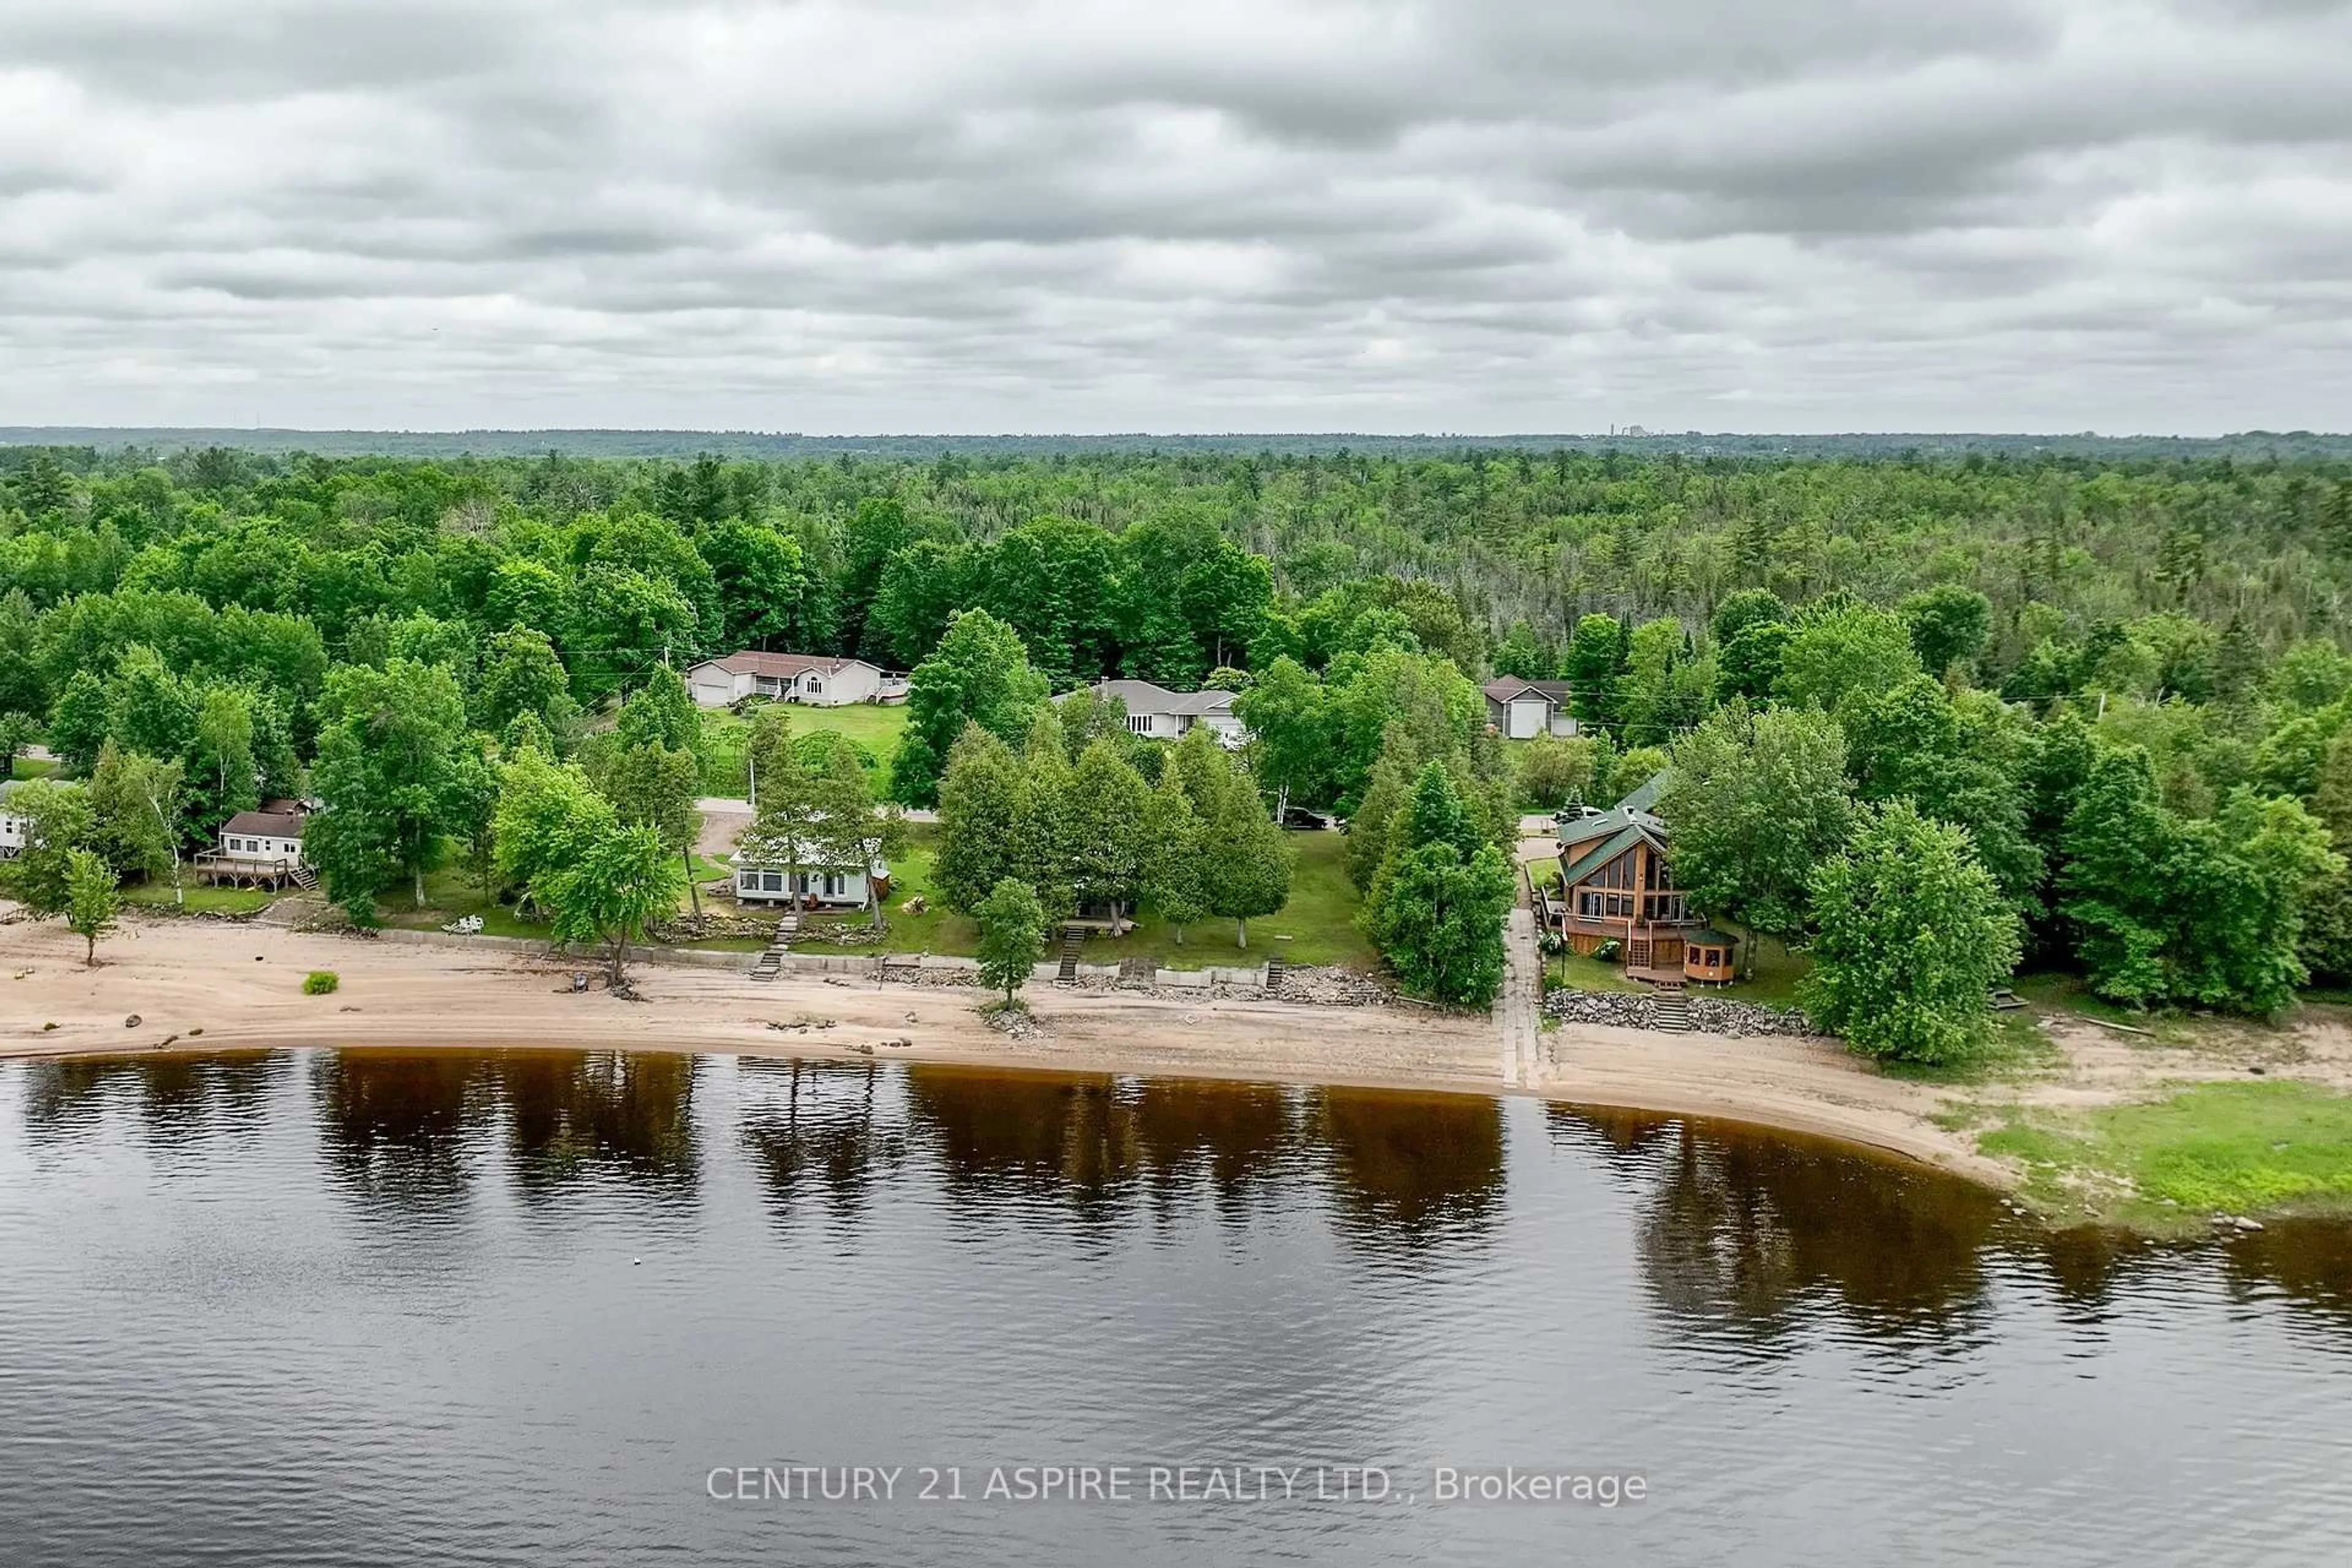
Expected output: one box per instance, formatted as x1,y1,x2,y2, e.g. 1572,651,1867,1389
7,428,2352,461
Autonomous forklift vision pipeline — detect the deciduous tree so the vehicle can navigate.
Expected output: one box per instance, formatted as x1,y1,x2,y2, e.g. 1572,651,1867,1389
1801,801,2021,1064
63,847,120,967
1657,703,1855,957
975,877,1046,1005
890,609,1049,807
540,821,686,986
307,658,475,910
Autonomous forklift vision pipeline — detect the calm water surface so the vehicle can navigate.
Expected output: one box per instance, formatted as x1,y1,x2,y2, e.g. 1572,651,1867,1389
6,1048,2352,1566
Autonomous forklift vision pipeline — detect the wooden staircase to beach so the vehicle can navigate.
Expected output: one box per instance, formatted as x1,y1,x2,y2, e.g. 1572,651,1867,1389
1651,981,1692,1033
290,865,318,892
1264,954,1287,992
1055,925,1082,984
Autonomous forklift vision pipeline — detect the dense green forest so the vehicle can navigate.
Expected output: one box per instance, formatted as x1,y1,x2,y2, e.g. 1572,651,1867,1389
6,440,2352,1037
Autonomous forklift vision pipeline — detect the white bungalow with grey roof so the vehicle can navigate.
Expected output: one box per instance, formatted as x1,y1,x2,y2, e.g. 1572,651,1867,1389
685,650,906,709
1060,678,1250,748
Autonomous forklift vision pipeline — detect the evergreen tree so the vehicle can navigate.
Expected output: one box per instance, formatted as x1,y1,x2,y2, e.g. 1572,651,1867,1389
1361,762,1514,1004
1063,739,1153,929
1559,614,1621,729
740,707,823,907
933,725,1023,914
1140,764,1207,942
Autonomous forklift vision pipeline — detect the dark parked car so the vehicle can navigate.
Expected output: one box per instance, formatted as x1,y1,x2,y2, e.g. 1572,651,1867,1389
1281,807,1336,831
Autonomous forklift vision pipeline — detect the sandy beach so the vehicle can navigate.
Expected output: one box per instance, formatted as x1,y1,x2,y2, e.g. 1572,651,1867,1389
1,908,2031,1184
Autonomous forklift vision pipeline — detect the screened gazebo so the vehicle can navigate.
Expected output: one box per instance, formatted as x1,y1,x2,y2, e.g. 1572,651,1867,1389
1681,929,1738,985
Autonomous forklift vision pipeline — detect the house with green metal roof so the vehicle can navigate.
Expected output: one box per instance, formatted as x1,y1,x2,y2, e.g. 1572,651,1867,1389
1535,770,1728,982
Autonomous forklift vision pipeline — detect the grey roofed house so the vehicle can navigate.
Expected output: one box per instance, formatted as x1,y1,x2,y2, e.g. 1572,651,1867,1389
214,802,307,864
1059,677,1250,747
684,650,907,709
1483,677,1578,739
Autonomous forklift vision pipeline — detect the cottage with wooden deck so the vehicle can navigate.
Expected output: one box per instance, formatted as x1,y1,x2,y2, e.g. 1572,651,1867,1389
1535,773,1732,984
195,801,314,889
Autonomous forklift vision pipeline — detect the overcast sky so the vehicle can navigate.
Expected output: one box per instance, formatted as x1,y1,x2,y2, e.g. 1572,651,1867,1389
3,0,2348,435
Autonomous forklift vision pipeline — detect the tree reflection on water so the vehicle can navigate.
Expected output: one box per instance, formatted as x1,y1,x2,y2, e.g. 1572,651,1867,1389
15,1050,2352,1338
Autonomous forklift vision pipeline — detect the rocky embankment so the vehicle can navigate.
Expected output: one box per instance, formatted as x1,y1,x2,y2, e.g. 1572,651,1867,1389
1543,989,1818,1038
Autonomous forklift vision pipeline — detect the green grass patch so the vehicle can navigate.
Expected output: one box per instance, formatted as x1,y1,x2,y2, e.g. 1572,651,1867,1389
1544,951,1648,994
873,824,1376,971
10,755,59,780
1879,1010,2060,1087
301,970,339,995
1712,932,1811,1006
380,865,551,940
1981,1080,2352,1227
120,881,277,916
698,702,910,797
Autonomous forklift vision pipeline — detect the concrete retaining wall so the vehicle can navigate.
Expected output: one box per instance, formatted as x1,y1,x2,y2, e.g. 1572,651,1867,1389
769,952,881,976
358,926,1272,992
368,926,754,972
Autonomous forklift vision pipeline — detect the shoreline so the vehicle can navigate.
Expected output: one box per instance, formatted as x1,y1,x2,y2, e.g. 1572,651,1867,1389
0,910,2011,1185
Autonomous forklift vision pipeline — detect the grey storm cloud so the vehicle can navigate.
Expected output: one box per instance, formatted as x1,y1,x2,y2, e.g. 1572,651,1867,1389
1,0,2348,432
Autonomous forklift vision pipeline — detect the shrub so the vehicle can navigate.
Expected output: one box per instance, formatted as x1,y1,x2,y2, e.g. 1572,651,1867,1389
302,970,341,995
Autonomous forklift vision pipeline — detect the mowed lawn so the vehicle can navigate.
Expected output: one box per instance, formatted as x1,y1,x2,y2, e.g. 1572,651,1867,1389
874,824,1378,971
698,702,910,796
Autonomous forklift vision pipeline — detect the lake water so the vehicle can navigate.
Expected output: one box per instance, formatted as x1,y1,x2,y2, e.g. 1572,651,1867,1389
5,1049,2352,1566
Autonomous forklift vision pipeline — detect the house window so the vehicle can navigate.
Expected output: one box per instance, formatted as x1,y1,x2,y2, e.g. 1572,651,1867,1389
760,871,785,892
1126,715,1152,733
823,873,845,899
805,677,823,694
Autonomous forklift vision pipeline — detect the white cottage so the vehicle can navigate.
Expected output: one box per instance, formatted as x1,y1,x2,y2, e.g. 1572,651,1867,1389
685,651,905,710
200,802,310,887
729,838,891,909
